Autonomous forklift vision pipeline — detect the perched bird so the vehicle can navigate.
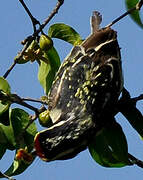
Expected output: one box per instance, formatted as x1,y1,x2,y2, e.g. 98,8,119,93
34,11,123,162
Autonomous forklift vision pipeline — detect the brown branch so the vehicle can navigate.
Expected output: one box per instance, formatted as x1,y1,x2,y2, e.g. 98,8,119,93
106,0,143,27
11,94,39,114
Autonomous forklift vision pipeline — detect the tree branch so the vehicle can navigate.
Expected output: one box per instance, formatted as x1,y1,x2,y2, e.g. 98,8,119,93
36,0,64,34
0,91,39,114
18,0,40,32
3,0,64,79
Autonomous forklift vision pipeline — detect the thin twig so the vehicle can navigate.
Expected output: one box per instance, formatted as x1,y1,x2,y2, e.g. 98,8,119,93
22,97,48,105
11,94,39,114
3,61,17,79
23,106,46,131
33,0,64,36
131,94,143,103
106,7,136,28
128,153,143,168
106,0,143,28
18,0,40,32
0,91,39,114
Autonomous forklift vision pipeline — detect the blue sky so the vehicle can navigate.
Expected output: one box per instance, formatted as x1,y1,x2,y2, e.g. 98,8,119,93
0,0,143,179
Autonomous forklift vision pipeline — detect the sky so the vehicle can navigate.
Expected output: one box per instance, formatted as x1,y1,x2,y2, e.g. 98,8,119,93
0,0,143,179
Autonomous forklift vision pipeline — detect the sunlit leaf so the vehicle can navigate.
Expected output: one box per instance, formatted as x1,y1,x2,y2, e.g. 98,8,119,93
0,77,11,94
126,0,143,28
48,23,82,45
0,103,9,118
38,47,60,95
0,77,11,115
88,122,130,167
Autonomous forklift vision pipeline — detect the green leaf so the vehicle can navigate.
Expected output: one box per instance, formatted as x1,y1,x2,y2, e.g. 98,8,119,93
1,108,37,177
0,110,16,150
0,124,16,150
48,23,82,45
0,126,7,159
0,77,11,115
0,108,10,126
38,47,61,95
126,0,143,28
0,103,9,117
88,122,130,167
0,110,16,159
10,108,37,150
4,154,34,177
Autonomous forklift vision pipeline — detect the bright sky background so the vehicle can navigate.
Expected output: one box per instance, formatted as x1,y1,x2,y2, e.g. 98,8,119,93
0,0,143,179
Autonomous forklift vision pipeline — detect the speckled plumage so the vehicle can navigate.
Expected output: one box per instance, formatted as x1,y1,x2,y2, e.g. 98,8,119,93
34,12,123,162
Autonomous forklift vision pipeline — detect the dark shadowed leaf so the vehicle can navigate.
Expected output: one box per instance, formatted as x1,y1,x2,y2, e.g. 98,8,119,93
0,110,16,151
120,102,143,137
0,108,10,126
48,23,82,45
88,122,130,167
0,125,7,159
38,47,60,94
126,0,143,28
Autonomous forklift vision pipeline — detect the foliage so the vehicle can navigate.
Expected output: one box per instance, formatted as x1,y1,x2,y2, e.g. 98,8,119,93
0,0,143,179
